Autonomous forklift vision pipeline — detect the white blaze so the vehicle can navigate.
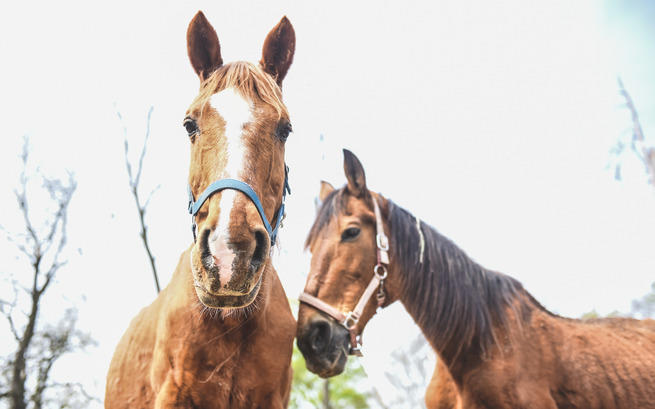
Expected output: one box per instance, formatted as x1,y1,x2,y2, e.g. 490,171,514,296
208,88,252,286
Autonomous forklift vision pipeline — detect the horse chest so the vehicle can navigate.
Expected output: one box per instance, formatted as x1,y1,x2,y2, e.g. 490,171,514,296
151,312,293,409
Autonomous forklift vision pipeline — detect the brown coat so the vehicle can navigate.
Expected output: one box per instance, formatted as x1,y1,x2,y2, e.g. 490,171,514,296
105,249,295,408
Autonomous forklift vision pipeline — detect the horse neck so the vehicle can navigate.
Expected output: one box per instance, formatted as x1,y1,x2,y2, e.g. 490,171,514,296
385,200,528,374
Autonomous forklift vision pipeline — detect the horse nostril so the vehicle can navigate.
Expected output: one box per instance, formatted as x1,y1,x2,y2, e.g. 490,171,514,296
250,229,268,270
309,320,332,354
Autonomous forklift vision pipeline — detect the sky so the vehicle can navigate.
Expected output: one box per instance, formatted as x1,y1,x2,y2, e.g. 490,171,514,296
1,0,654,406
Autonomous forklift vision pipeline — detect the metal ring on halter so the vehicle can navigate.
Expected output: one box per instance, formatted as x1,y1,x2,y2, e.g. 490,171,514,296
373,264,388,280
342,312,359,330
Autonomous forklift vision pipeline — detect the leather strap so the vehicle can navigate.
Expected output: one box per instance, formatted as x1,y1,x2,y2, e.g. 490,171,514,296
298,293,346,323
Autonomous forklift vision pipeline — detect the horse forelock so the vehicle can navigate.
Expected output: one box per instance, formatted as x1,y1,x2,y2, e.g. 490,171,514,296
191,61,288,119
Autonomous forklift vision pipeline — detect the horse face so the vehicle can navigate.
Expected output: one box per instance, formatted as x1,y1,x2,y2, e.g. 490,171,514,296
185,12,294,309
297,150,386,377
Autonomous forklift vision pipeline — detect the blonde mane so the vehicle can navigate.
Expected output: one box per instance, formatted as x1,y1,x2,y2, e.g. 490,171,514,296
191,61,288,118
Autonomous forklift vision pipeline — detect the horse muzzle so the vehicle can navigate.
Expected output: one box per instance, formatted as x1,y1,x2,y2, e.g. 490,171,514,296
191,226,269,308
297,313,350,378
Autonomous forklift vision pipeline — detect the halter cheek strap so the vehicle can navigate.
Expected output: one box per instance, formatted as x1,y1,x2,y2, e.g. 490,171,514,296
298,195,389,356
188,165,290,246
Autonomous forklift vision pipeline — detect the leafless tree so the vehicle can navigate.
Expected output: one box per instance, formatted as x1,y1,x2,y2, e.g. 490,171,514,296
609,79,655,319
374,334,432,409
611,78,655,185
117,106,161,293
0,137,95,409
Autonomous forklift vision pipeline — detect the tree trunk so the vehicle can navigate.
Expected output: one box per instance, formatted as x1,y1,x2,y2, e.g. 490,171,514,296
322,379,331,409
10,272,41,409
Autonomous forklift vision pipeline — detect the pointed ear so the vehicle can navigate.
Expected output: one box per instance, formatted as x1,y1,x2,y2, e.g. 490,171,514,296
314,181,335,212
343,149,367,197
187,11,223,81
318,180,335,203
260,16,295,86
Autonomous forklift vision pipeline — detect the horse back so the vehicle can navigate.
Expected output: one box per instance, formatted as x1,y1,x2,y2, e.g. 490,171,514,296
456,311,655,409
548,316,655,408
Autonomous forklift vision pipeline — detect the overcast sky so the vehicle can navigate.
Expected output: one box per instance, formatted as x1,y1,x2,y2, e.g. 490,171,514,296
1,0,654,405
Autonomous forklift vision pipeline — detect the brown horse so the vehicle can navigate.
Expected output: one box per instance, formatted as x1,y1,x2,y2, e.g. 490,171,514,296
106,11,296,408
297,149,655,409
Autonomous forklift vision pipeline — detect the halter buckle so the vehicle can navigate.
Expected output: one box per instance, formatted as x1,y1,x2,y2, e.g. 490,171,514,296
376,233,389,251
342,311,359,330
349,342,364,357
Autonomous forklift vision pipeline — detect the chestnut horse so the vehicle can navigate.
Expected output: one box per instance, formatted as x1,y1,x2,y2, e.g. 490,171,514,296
297,149,655,409
106,12,296,408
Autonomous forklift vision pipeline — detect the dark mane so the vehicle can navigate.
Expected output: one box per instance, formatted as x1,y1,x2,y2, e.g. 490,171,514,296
387,200,531,359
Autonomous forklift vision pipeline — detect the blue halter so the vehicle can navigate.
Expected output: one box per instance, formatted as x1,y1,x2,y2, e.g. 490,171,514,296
188,165,290,245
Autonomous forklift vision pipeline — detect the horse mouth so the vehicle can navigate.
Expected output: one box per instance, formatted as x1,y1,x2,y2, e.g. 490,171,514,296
304,349,348,378
194,274,263,309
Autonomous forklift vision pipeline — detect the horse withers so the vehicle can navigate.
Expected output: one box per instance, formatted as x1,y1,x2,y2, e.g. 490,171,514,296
297,149,655,409
106,12,296,408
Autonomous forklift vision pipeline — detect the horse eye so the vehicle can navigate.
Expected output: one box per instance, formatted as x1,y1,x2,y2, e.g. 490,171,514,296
183,118,199,137
341,227,360,242
276,121,292,142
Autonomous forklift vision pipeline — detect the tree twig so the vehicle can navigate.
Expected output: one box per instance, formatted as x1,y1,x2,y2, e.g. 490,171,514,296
119,106,160,293
618,77,655,185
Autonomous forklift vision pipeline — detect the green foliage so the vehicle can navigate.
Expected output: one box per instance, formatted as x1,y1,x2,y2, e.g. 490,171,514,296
289,344,370,409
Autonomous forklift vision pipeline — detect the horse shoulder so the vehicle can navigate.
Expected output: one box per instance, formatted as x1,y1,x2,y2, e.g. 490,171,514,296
425,359,462,409
105,250,192,408
105,294,163,408
454,308,563,409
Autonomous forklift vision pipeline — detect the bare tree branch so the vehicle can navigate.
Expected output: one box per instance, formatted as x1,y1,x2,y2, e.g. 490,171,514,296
1,137,80,409
617,77,655,185
0,294,20,342
118,106,161,293
134,106,154,189
49,381,102,407
143,184,162,211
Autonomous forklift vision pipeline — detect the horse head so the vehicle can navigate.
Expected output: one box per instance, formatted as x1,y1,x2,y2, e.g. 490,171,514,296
297,150,400,377
185,11,295,309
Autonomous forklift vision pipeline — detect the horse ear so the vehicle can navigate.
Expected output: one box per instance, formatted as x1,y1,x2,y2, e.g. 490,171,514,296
260,16,295,86
314,180,335,210
343,149,367,197
319,181,335,202
187,11,223,81
314,181,335,212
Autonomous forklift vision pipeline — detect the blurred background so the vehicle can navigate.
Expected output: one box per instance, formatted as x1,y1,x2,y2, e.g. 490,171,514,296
1,0,654,407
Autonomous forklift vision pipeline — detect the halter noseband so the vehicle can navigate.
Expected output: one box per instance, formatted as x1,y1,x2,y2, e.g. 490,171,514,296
299,196,389,356
188,165,290,246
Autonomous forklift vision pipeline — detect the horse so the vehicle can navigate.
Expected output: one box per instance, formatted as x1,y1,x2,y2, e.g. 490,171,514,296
296,149,655,409
106,11,296,408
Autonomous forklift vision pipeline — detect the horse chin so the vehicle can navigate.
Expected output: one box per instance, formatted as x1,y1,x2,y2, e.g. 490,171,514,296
194,273,263,309
305,350,348,379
